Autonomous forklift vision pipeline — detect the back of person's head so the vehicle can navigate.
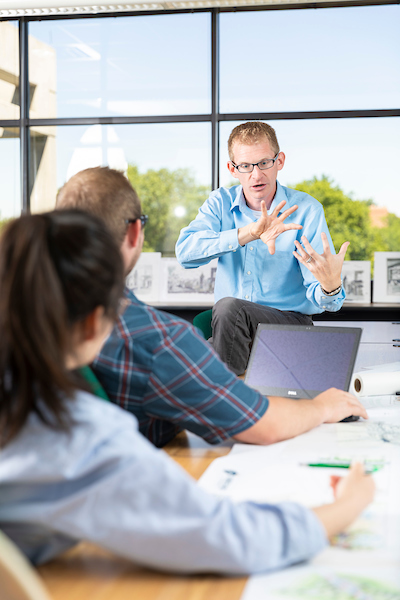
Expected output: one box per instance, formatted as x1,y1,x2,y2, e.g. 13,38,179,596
228,122,280,160
0,209,124,447
56,167,142,245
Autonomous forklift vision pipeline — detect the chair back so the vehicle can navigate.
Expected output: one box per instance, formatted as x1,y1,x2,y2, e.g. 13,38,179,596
192,309,213,340
0,530,52,600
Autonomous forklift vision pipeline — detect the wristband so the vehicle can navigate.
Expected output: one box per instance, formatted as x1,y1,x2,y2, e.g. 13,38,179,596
321,282,343,296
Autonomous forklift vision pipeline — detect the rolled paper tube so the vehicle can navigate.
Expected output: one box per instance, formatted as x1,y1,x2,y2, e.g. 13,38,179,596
352,371,400,397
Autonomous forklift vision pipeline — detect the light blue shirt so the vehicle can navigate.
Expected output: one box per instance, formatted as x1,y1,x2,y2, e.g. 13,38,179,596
176,182,345,314
0,392,327,574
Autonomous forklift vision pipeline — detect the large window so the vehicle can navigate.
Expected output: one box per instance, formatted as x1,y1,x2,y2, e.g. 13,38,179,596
0,22,20,224
0,129,20,221
219,5,400,113
0,4,399,259
30,122,211,254
29,13,211,118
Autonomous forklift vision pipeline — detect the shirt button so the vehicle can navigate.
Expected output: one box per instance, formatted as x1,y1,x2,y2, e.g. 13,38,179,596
323,305,327,309
233,249,236,253
247,271,251,275
322,296,326,299
245,295,249,299
203,251,207,256
250,246,254,251
228,244,233,249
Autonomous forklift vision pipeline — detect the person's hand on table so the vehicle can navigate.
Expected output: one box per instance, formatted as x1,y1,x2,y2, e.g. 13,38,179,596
313,388,368,423
238,200,302,252
293,232,349,293
330,462,376,507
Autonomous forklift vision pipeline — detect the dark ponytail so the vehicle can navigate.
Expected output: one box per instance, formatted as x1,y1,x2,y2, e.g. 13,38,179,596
0,209,124,446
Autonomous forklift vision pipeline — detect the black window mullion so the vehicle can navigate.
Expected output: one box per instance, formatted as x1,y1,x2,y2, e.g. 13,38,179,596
19,18,30,213
211,8,220,191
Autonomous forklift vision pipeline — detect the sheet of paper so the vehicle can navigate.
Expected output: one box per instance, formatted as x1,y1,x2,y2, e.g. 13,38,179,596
241,561,400,600
362,361,400,373
361,395,400,408
198,406,400,600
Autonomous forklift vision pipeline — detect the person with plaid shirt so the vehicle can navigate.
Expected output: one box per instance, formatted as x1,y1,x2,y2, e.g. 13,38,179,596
56,167,367,448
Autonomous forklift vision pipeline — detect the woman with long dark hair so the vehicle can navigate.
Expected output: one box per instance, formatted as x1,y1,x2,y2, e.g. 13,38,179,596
0,209,374,574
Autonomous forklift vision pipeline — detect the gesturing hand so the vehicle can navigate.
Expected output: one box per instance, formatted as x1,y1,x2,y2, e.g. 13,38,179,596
293,232,349,293
246,200,302,255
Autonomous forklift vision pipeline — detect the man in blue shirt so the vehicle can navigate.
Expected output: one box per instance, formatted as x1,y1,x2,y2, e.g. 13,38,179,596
176,121,349,375
56,167,366,448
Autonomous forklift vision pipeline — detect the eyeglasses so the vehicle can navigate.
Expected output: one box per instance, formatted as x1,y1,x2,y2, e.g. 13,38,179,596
125,215,148,229
231,153,280,174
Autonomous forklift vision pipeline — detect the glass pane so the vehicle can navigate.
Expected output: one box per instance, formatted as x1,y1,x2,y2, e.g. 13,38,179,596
30,122,211,254
220,5,400,113
0,127,20,220
219,118,400,261
0,22,20,119
29,13,211,118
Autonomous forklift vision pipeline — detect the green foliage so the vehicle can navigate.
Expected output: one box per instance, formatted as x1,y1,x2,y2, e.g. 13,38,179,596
372,213,400,253
289,176,400,261
127,165,210,255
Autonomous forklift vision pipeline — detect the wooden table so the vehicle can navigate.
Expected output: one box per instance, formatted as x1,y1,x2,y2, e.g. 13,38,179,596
37,432,248,600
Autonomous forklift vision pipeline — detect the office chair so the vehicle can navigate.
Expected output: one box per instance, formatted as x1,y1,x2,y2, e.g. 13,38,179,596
78,365,110,401
192,309,213,340
0,530,52,600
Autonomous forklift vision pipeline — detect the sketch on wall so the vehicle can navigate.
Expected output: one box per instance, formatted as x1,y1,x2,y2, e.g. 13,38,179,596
373,252,400,303
342,261,371,303
160,258,217,304
125,252,161,303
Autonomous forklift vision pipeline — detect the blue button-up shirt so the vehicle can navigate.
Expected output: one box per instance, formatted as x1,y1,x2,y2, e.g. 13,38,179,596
176,182,345,315
0,392,327,574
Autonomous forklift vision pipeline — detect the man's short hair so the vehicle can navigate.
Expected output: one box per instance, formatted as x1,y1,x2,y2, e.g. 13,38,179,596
56,167,141,245
228,121,280,161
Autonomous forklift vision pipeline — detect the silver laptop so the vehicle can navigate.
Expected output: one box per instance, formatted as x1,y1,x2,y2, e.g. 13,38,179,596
245,323,362,400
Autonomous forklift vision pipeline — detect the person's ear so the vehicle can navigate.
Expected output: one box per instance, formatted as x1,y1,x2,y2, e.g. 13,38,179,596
80,306,106,342
126,219,142,249
276,152,285,172
227,161,238,178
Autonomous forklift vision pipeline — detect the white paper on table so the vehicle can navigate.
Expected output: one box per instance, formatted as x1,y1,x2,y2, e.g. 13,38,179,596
362,361,400,373
241,561,400,600
361,395,400,408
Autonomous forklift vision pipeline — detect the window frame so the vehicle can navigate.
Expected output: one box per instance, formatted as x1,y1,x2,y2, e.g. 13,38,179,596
0,3,399,212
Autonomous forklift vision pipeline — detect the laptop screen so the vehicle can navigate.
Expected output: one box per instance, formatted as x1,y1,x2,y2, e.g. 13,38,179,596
245,324,362,399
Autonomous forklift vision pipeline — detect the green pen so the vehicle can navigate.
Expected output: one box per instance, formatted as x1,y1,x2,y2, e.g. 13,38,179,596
301,460,384,474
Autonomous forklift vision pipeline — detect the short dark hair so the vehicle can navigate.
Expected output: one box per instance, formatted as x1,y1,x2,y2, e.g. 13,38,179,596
56,167,141,245
0,209,124,446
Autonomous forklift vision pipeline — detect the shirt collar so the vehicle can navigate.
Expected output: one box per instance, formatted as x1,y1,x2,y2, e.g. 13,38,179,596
231,181,290,216
268,181,289,214
230,185,243,212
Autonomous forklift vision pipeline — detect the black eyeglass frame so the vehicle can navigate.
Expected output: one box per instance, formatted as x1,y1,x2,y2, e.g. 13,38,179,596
231,152,280,174
125,215,149,228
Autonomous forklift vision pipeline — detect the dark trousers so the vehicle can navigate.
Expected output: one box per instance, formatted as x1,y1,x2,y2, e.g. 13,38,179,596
211,297,313,376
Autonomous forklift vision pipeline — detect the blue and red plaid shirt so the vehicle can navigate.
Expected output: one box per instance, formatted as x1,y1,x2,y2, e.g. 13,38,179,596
92,288,269,447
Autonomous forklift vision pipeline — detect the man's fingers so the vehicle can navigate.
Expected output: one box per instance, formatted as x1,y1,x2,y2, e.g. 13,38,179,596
293,250,309,264
321,232,331,254
294,239,311,260
272,200,287,217
266,239,276,255
286,224,303,232
260,201,268,218
347,396,368,420
338,241,350,257
278,204,297,220
300,236,317,257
